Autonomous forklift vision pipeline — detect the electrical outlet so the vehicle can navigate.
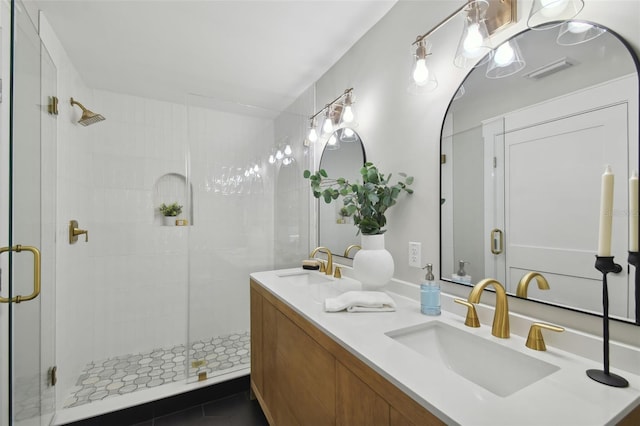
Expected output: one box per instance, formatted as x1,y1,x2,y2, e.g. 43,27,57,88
408,242,421,267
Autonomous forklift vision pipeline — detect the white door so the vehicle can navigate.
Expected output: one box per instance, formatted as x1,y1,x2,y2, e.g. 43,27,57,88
502,103,629,317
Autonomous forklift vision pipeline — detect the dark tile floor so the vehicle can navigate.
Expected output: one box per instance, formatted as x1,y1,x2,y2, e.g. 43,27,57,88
132,390,268,426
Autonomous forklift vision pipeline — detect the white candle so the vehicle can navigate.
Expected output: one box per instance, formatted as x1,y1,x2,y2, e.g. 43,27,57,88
630,170,639,252
598,165,614,256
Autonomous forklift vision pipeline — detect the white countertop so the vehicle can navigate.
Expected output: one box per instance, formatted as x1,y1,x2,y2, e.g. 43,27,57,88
251,267,640,426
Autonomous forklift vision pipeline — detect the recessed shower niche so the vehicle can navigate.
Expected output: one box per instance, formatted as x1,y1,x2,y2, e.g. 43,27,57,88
153,173,193,226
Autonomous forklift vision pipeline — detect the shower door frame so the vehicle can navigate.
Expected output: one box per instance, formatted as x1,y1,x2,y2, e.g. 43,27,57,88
1,1,57,425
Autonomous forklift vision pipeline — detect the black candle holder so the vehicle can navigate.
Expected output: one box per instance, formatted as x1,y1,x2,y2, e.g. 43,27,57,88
629,251,639,326
586,256,628,388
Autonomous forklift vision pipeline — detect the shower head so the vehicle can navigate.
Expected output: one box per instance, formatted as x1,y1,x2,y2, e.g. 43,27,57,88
70,97,105,126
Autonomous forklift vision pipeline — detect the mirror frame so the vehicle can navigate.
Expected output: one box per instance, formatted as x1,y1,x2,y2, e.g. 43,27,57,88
439,21,640,325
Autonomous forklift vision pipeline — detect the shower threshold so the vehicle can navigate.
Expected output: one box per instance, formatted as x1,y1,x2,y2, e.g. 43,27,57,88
62,331,250,410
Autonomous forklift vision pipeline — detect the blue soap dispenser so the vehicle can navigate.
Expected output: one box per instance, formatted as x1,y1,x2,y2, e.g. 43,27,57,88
420,264,441,316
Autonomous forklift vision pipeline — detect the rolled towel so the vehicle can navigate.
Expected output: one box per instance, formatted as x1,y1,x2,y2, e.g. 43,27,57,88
324,291,396,313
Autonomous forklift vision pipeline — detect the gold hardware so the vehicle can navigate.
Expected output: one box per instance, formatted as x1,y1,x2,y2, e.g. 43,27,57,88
412,0,515,46
69,220,89,244
318,261,326,273
525,322,564,351
48,96,59,115
333,266,342,279
516,272,550,298
310,246,333,276
198,372,207,382
70,97,105,126
49,366,57,386
343,244,361,258
0,245,41,303
176,219,188,226
440,154,447,164
191,360,206,368
454,298,480,328
467,278,510,338
490,228,503,255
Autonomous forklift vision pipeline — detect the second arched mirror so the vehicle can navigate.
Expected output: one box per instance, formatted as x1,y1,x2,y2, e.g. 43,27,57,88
318,127,366,258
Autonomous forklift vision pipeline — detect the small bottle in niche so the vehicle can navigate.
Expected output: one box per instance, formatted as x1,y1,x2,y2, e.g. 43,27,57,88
420,264,441,316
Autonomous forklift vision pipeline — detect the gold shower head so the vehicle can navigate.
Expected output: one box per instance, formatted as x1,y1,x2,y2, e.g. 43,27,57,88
70,97,105,126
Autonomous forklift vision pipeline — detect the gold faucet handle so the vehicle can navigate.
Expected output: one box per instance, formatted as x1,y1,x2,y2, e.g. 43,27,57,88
454,298,480,328
333,266,342,279
525,322,564,351
318,261,326,273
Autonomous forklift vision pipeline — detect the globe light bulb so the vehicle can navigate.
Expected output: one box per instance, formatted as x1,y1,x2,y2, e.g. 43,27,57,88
322,116,333,134
253,164,259,172
342,105,354,123
284,144,292,156
463,23,484,57
308,127,318,143
412,58,430,85
327,135,337,146
268,154,275,164
344,128,354,137
275,149,283,160
493,42,515,67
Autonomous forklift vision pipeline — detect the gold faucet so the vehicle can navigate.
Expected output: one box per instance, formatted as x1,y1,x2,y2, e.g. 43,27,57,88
525,322,564,351
467,278,510,338
516,272,550,298
310,246,333,276
343,244,361,258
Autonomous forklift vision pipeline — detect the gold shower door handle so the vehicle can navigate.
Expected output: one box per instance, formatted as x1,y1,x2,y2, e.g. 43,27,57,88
0,245,41,303
490,228,503,255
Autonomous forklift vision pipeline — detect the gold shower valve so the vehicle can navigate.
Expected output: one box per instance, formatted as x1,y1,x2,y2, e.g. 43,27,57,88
69,220,89,244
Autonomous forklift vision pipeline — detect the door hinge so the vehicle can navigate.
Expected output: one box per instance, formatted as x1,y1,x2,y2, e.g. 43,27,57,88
48,366,57,386
493,157,497,168
48,96,59,115
440,154,447,164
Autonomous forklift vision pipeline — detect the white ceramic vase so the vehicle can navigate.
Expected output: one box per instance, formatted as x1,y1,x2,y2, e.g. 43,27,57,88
353,234,394,290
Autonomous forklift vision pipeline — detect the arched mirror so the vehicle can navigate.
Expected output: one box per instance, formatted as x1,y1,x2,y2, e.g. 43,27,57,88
318,127,366,258
440,22,639,324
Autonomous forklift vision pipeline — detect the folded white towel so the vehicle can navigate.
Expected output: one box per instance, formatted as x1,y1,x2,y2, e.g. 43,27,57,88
324,291,396,313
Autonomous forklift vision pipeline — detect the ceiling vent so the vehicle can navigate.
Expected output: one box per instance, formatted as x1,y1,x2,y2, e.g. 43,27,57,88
523,57,574,80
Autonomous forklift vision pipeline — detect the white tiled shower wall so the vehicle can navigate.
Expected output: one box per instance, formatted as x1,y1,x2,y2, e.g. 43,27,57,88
39,12,312,407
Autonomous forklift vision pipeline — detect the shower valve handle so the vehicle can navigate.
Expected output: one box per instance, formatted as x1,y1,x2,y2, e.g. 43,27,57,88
69,220,89,244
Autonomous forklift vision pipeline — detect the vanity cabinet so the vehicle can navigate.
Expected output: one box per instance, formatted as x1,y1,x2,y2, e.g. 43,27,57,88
250,279,444,426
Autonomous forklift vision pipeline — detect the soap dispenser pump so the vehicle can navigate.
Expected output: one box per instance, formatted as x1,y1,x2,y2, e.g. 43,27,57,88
420,264,441,316
452,260,471,284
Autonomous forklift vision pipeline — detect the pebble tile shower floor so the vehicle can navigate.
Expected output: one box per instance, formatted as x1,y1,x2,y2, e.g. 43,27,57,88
63,331,251,409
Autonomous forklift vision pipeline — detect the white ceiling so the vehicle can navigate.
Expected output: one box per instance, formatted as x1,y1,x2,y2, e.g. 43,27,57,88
30,0,397,113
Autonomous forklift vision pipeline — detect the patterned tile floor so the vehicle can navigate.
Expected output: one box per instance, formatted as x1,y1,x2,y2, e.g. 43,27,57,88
63,331,250,409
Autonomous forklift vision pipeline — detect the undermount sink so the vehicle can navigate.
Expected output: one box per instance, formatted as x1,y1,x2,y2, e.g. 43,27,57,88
276,270,333,285
386,321,560,397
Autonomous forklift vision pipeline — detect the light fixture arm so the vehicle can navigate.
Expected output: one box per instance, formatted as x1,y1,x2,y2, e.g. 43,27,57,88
413,3,470,46
309,88,354,121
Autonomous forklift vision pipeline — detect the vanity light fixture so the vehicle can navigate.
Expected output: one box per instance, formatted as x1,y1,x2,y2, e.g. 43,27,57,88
485,38,526,79
409,0,515,86
408,38,438,93
453,0,493,69
341,91,355,124
306,88,356,145
527,0,584,30
306,117,318,144
556,21,606,45
322,107,334,135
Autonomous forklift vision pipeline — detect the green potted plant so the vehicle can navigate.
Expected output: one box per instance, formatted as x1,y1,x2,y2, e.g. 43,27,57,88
159,202,183,226
303,162,413,289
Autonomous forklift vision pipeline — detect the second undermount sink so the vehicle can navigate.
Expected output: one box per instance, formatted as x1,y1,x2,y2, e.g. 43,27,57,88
386,321,560,397
276,270,333,285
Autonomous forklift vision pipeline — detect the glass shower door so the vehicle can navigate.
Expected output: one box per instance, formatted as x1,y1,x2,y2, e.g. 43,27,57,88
3,1,57,424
